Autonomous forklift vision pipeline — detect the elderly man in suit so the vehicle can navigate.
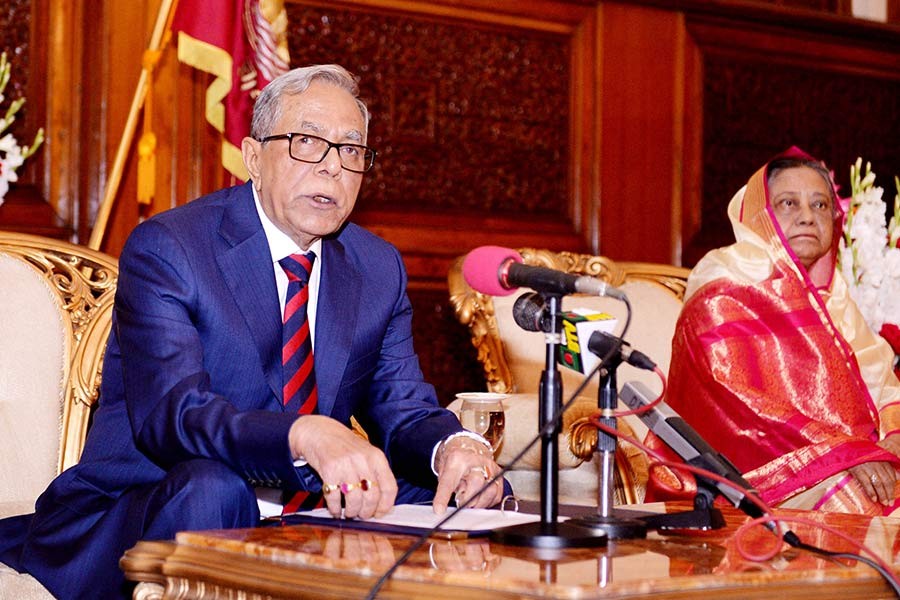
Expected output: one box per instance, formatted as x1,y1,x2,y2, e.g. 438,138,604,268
0,64,505,599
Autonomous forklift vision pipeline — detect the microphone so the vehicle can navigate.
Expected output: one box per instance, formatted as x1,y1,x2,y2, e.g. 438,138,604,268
512,292,550,332
462,245,627,300
618,381,767,521
511,292,617,374
587,331,657,372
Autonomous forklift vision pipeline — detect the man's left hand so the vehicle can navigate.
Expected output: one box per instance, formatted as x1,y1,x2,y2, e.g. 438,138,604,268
432,437,504,514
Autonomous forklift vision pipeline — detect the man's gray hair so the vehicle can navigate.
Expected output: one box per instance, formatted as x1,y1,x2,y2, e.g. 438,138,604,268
250,64,371,140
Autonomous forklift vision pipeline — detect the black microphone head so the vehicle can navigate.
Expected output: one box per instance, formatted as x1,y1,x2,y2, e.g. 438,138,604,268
587,331,657,371
587,330,625,358
512,292,546,332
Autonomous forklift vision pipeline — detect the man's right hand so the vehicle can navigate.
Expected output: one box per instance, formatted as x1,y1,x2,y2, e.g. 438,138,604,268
288,415,397,519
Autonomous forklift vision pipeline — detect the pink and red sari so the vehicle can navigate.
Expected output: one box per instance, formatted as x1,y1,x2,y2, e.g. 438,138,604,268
658,149,900,515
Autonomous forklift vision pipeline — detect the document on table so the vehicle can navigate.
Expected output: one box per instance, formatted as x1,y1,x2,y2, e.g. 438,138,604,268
278,504,543,538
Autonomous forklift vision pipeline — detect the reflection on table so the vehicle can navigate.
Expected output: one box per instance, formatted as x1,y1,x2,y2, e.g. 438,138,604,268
121,501,900,599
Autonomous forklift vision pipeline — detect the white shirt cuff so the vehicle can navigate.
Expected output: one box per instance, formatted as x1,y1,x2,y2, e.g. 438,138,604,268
430,431,492,475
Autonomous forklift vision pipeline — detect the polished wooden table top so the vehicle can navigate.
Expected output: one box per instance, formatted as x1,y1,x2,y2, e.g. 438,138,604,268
121,502,900,599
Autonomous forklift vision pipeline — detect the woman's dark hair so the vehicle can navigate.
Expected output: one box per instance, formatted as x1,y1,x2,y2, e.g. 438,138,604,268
766,158,837,213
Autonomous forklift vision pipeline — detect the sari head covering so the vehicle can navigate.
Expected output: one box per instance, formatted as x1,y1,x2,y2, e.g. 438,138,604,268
662,147,900,512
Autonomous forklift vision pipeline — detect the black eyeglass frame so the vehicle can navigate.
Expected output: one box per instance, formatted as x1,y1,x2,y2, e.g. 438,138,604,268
258,132,377,173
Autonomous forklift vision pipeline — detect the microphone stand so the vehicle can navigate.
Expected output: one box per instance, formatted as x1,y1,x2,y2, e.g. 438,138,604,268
567,347,726,536
566,352,647,539
490,293,608,550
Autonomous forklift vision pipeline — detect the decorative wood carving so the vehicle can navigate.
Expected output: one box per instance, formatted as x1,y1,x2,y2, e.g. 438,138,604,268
280,2,593,286
682,16,900,265
0,231,118,472
0,0,69,238
284,5,570,219
0,0,32,111
409,288,486,406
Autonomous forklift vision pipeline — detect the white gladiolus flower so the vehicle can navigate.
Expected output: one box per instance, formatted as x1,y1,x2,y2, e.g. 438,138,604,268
838,158,900,334
0,52,44,207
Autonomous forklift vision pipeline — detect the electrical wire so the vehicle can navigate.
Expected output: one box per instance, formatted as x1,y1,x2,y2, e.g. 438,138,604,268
741,514,900,597
362,295,634,599
591,409,900,597
365,293,900,599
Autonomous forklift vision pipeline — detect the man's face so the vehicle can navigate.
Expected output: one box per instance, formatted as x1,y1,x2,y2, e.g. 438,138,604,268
769,166,835,269
242,81,366,249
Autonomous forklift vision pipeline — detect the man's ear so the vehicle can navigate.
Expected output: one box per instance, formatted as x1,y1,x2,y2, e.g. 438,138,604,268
242,137,262,182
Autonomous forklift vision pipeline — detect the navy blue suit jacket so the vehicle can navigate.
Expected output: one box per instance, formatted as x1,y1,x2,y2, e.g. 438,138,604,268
2,183,462,597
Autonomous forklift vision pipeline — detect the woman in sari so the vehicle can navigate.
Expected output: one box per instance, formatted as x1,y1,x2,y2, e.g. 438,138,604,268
659,147,900,515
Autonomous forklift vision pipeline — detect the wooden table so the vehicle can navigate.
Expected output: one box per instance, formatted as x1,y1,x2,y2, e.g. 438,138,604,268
121,502,900,599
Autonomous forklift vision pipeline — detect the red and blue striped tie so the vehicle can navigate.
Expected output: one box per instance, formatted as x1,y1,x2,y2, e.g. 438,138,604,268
280,252,318,415
280,252,322,514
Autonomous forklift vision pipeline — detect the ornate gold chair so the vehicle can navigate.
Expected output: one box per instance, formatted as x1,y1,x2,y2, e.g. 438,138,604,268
448,248,689,506
0,231,117,598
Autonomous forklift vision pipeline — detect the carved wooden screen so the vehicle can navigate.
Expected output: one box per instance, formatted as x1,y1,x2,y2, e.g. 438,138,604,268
283,1,597,287
282,1,598,403
681,16,900,265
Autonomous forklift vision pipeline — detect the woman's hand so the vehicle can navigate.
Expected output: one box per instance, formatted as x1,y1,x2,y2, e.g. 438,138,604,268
878,434,900,459
849,460,897,505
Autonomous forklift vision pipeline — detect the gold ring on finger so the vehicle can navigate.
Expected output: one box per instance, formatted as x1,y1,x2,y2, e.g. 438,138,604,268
322,483,340,494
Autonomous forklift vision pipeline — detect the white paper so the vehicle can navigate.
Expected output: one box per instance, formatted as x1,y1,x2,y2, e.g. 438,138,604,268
299,503,542,532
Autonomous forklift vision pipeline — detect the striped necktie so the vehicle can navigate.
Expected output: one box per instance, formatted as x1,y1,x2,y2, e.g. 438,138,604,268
280,252,317,414
280,251,323,514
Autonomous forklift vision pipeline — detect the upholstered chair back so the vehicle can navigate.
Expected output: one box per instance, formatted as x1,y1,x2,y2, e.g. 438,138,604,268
0,232,117,519
0,253,69,512
448,248,689,505
0,232,116,599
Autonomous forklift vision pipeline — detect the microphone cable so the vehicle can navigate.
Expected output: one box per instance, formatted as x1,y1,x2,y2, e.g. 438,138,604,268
781,534,900,598
589,405,900,597
362,296,634,599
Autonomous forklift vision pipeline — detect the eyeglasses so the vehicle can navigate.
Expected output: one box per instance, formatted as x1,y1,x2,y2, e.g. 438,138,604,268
258,133,377,173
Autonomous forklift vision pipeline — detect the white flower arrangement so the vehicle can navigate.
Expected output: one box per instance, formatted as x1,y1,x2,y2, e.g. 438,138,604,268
0,51,44,205
839,158,900,349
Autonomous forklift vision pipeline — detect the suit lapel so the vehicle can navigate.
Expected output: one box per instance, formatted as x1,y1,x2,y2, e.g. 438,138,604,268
315,237,361,417
216,184,284,404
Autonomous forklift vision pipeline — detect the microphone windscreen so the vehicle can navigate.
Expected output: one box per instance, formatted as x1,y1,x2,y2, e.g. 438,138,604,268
461,245,524,296
512,292,546,331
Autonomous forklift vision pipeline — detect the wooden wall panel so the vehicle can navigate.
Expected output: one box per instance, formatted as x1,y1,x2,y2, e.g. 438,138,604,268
99,0,233,254
597,3,683,263
0,0,62,236
283,0,598,288
680,14,900,265
274,0,599,400
6,0,900,401
44,0,82,231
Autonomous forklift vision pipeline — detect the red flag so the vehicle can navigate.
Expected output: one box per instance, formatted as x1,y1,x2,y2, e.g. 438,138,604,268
172,0,290,182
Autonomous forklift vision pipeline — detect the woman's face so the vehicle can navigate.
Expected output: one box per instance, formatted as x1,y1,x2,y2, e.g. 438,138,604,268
769,166,835,269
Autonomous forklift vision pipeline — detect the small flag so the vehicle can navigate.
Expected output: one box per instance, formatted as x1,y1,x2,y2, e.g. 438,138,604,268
171,0,290,182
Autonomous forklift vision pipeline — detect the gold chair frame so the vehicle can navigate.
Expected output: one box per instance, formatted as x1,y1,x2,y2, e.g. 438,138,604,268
448,248,689,393
0,231,118,474
448,248,690,504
